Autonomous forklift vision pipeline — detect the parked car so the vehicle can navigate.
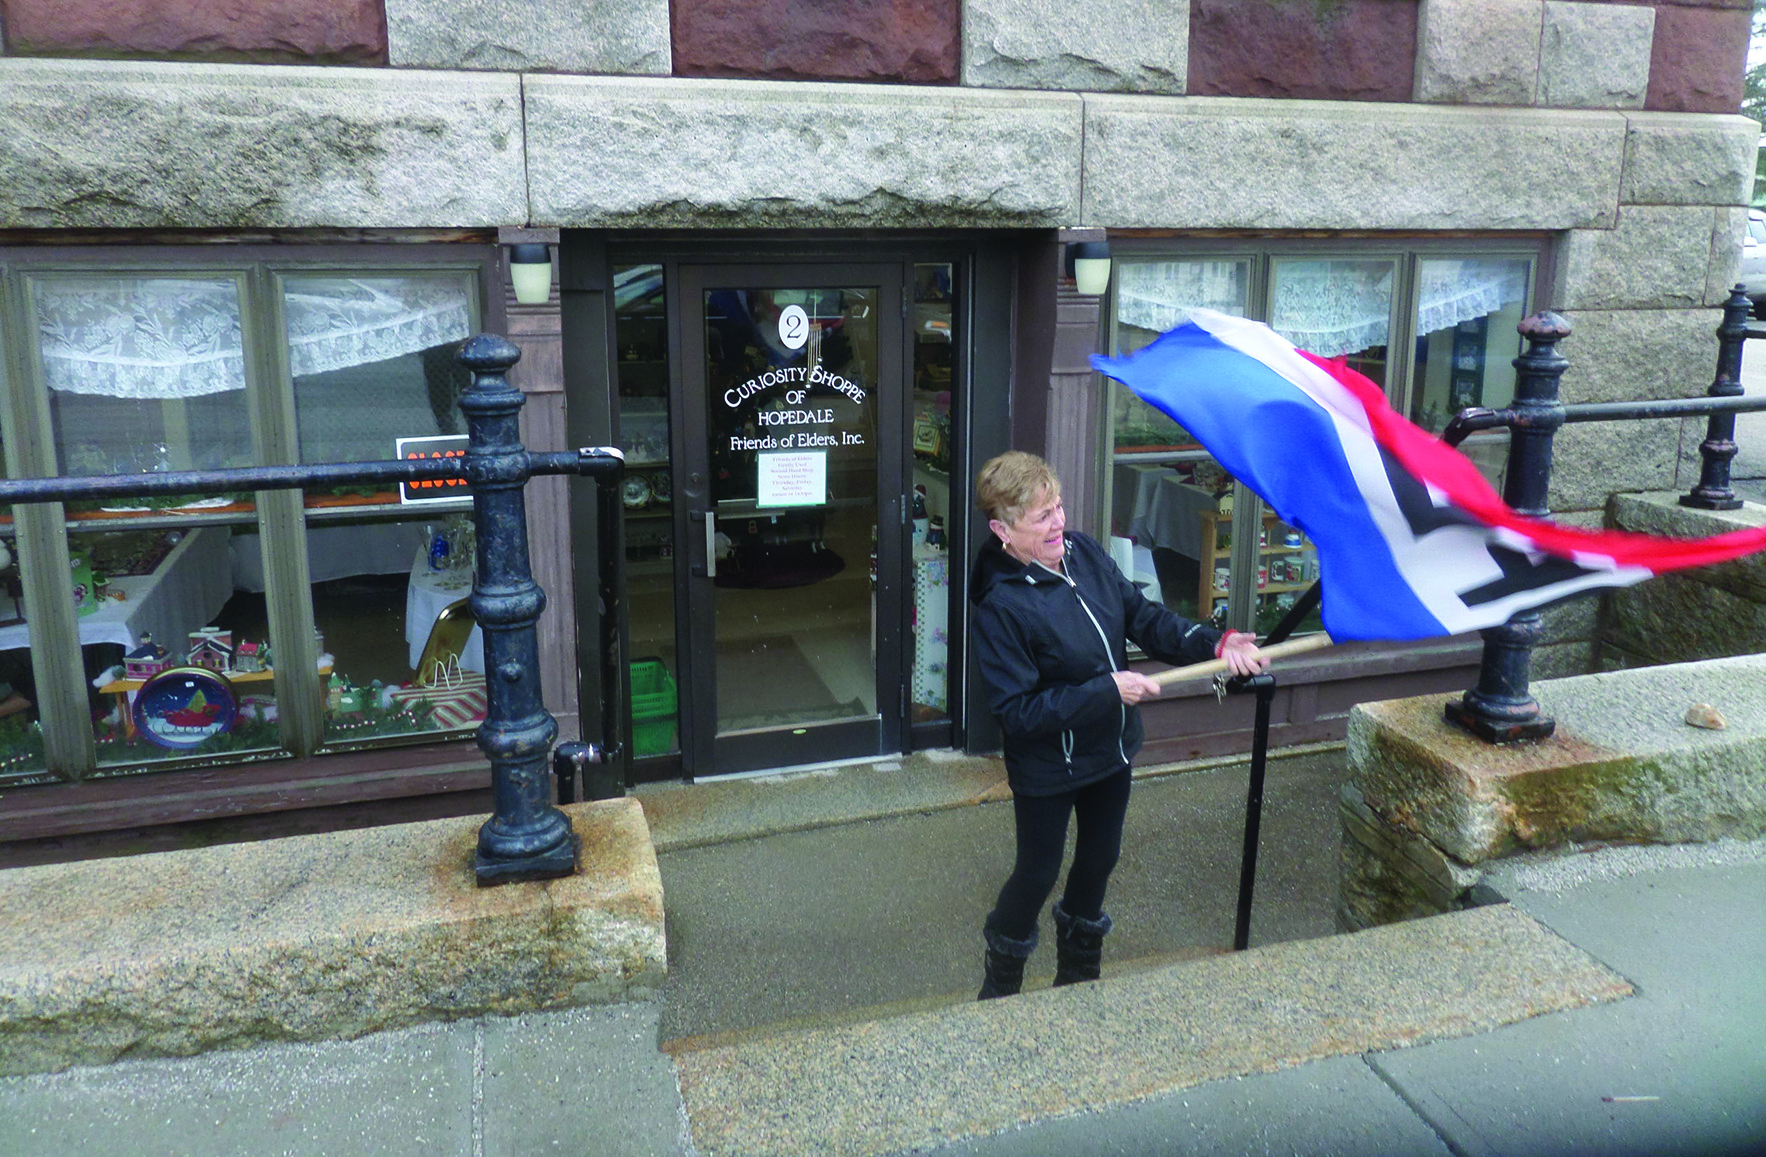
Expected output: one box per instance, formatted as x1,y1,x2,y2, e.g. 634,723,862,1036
1741,209,1766,317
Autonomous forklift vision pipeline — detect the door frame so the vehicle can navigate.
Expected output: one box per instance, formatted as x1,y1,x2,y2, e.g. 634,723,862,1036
672,260,908,776
563,231,1026,787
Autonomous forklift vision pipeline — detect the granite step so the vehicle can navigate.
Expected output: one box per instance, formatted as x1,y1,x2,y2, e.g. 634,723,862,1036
667,903,1633,1157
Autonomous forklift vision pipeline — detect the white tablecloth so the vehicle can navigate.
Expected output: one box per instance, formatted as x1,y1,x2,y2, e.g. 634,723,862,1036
404,552,484,673
0,526,232,655
1116,465,1214,560
231,521,430,592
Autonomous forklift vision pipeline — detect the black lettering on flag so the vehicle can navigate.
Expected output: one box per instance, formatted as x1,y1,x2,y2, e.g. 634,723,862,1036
1378,447,1484,537
1458,544,1601,607
1377,448,1601,608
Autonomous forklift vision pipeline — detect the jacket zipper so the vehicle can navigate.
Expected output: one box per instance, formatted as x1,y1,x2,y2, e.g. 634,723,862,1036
1043,561,1130,767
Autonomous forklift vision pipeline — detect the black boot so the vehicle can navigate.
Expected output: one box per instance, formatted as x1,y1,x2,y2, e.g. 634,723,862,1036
977,926,1037,1000
1052,900,1112,986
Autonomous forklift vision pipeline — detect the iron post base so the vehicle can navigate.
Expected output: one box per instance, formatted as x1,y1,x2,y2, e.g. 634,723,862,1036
1443,696,1556,744
474,830,581,887
1679,493,1744,512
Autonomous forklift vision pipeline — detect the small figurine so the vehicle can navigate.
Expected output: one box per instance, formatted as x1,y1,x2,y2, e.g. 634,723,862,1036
187,627,234,672
125,634,171,680
335,681,366,714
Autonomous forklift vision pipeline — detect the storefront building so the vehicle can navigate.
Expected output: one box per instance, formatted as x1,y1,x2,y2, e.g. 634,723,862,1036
0,0,1754,848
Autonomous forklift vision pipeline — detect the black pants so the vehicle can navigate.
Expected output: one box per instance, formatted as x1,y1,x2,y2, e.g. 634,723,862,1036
985,766,1132,942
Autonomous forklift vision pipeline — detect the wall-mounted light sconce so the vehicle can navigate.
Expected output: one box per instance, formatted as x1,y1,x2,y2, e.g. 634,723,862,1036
1067,240,1112,296
507,243,554,305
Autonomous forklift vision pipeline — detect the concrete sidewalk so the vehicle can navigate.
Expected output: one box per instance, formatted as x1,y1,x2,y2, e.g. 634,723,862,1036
2,752,1762,1156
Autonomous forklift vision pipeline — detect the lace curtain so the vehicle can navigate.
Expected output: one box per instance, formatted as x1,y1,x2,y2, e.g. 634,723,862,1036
34,275,473,399
1117,257,1529,359
1117,261,1249,335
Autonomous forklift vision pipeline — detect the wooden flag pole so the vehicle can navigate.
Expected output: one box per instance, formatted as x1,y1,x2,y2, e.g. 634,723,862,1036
1149,631,1335,688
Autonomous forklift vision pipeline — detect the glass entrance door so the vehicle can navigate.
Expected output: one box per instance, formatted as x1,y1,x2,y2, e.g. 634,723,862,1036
678,264,905,774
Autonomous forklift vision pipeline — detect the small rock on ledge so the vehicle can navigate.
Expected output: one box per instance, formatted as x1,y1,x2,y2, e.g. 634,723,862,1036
1684,702,1727,730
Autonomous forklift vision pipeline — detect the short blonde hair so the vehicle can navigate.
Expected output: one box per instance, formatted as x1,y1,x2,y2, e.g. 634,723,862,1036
975,451,1061,527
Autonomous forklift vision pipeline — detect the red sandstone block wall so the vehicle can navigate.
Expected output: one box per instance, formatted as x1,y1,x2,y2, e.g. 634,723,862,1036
0,0,386,64
1187,0,1418,103
0,0,1749,114
671,0,959,84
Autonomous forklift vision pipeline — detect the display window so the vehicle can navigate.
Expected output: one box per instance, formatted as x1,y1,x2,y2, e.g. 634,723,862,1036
1103,241,1537,638
0,245,496,782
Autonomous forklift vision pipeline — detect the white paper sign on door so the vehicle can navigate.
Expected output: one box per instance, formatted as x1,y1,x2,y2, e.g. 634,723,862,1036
756,450,827,507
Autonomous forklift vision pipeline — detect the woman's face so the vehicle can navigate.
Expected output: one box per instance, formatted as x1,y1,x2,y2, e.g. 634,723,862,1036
993,488,1065,569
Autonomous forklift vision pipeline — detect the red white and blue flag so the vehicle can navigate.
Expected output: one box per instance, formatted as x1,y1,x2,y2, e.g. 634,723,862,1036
1092,310,1766,641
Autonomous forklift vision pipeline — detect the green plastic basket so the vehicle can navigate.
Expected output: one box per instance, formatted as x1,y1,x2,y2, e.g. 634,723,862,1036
629,659,677,757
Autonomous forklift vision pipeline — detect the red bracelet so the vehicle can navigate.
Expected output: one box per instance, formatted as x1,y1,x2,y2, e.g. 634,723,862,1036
1214,630,1252,659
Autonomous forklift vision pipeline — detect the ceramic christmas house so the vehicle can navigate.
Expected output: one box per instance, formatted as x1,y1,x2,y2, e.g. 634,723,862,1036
186,627,234,672
234,639,263,673
124,634,171,680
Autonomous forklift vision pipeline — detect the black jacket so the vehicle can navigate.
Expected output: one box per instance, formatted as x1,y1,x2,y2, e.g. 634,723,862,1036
969,531,1222,796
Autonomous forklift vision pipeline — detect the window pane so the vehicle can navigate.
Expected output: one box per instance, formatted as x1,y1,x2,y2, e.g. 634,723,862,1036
1269,258,1394,386
286,275,475,507
1409,257,1531,432
34,275,254,510
912,263,956,723
1109,259,1251,625
614,264,679,757
82,526,284,771
280,275,482,749
1112,260,1250,453
306,514,485,748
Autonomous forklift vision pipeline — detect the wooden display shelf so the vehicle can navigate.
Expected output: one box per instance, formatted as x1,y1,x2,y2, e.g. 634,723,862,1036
100,665,332,740
1196,507,1315,613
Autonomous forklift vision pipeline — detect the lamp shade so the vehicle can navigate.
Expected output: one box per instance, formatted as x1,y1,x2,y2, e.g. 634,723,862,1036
508,243,553,305
1069,240,1112,296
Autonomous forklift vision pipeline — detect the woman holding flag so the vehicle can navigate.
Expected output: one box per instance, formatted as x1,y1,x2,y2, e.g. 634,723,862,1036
969,451,1267,999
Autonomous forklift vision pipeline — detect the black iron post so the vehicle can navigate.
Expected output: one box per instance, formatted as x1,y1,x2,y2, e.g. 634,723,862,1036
1444,311,1570,744
1681,285,1752,511
1231,673,1278,951
458,334,579,885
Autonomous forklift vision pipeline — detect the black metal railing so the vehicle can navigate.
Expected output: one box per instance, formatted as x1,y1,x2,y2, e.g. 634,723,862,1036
1440,285,1765,742
0,334,625,884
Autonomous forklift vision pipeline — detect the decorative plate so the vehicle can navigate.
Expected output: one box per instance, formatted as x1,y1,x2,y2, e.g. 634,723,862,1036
133,666,238,750
622,474,652,509
649,470,671,502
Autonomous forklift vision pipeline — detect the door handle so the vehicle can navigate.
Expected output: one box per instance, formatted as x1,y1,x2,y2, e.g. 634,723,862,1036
690,509,717,578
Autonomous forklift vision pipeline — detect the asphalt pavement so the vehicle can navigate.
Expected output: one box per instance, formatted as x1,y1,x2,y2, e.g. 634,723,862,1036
2,749,1761,1157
